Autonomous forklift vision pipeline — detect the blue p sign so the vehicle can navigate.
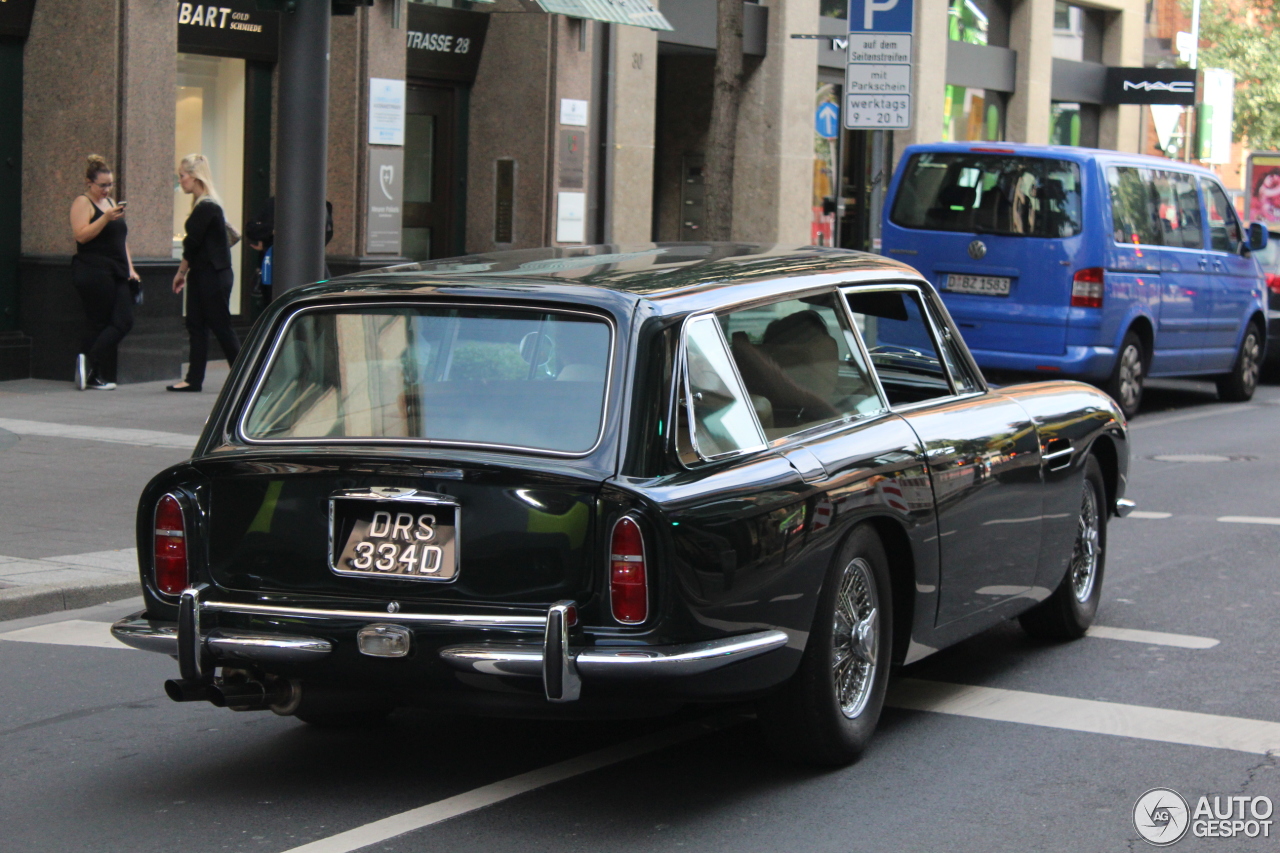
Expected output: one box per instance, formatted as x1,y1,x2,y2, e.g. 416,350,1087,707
848,0,914,33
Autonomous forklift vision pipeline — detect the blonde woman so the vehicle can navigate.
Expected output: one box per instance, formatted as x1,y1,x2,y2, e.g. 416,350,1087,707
69,154,140,390
169,153,240,392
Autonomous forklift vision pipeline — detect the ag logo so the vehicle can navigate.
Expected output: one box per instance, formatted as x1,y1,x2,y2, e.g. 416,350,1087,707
379,164,395,201
967,239,987,260
1134,788,1190,846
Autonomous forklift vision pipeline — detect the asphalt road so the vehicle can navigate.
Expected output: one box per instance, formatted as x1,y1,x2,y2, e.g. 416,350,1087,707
2,377,1279,853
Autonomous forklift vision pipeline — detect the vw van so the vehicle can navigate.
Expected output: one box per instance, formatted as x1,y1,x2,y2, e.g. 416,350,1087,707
882,143,1269,416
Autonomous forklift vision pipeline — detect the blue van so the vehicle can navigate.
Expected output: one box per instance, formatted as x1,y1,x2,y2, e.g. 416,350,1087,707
881,143,1269,416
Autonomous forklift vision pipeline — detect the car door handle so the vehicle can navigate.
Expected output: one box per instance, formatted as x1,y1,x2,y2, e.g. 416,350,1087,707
1042,439,1073,472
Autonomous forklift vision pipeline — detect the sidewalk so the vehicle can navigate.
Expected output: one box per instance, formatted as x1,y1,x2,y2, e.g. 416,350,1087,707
0,362,229,621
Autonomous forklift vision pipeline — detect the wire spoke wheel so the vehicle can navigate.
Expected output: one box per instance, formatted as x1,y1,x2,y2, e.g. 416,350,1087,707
1070,479,1100,603
832,557,878,719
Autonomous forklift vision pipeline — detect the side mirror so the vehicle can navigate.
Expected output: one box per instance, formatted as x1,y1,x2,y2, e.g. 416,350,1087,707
1248,222,1269,252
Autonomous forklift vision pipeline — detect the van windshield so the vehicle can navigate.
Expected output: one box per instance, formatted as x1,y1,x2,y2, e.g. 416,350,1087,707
891,153,1082,238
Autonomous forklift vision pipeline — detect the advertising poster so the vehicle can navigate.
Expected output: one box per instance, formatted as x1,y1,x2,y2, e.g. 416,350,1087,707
1247,154,1280,227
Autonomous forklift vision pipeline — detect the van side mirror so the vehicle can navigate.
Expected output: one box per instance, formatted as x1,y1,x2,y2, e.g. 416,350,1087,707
1247,222,1269,253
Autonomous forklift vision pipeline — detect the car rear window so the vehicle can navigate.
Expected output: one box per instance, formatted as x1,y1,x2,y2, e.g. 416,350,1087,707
242,305,612,454
890,152,1082,238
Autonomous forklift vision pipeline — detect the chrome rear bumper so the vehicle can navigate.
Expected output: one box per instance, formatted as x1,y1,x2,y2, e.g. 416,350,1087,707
112,588,789,704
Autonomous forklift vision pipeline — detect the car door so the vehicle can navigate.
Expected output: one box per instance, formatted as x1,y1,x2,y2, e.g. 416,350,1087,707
842,284,1044,627
1202,178,1258,368
1153,169,1212,371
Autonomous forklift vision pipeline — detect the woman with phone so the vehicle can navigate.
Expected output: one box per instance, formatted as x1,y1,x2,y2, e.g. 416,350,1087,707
69,154,140,390
168,153,239,392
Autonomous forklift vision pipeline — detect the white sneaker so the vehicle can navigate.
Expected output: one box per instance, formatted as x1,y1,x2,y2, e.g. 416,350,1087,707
75,353,87,391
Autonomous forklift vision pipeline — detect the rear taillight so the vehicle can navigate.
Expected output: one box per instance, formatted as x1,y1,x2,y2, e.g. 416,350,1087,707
1071,267,1104,308
609,517,648,624
154,494,188,596
1266,273,1280,294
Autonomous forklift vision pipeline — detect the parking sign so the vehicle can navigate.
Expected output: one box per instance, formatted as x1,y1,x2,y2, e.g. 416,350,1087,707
847,0,913,34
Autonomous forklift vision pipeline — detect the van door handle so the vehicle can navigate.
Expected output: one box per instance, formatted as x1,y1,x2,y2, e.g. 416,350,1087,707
1198,257,1209,269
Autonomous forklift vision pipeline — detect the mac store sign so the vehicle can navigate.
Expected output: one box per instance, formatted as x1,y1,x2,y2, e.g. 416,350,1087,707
1103,67,1198,106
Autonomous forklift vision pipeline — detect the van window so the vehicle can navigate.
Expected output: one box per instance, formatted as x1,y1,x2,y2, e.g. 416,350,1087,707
1203,180,1243,253
1107,167,1162,246
890,153,1082,238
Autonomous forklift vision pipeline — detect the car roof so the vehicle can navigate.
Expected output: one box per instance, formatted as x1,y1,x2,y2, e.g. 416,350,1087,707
899,141,1223,177
278,243,925,318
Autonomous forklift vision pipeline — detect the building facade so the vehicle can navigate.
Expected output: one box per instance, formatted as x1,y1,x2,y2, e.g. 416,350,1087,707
0,0,1148,383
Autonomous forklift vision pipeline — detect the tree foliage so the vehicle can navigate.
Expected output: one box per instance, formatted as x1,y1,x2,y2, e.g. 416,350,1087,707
1190,0,1280,149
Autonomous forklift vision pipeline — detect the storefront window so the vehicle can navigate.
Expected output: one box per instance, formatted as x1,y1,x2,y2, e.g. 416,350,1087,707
949,0,989,45
175,53,245,314
944,85,1004,142
1050,102,1099,148
812,83,839,247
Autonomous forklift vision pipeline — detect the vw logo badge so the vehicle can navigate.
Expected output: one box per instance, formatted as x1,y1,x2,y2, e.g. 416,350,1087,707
967,240,987,260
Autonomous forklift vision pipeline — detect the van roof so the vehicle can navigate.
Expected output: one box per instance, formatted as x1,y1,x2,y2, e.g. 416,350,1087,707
899,142,1220,177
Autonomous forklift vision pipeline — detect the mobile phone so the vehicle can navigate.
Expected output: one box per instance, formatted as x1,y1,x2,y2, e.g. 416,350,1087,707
117,200,127,208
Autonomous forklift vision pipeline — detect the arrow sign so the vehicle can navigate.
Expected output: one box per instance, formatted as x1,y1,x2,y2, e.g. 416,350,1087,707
816,101,841,139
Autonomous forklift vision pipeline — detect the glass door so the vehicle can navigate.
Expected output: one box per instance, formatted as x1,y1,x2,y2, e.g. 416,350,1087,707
403,84,457,261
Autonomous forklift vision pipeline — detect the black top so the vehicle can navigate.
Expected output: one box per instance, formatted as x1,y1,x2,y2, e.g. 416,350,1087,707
183,198,232,273
75,199,129,279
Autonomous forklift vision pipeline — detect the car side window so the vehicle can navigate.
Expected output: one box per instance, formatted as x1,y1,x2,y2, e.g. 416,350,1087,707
719,292,885,441
1152,170,1204,250
1203,179,1243,253
680,315,766,461
843,289,953,407
1108,166,1162,246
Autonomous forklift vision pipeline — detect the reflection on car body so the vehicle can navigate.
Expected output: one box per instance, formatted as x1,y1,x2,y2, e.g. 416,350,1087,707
113,244,1131,764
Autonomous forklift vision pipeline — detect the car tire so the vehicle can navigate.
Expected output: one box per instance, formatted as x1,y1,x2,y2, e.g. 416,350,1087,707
1216,323,1263,402
1019,455,1106,641
757,524,892,766
1104,332,1146,419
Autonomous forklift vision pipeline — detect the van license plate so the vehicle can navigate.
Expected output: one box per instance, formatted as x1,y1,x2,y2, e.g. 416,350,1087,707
331,501,459,582
947,274,1011,296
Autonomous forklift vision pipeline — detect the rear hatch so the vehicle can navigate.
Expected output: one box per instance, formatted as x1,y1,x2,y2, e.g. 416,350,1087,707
197,454,603,605
200,300,618,605
884,149,1083,356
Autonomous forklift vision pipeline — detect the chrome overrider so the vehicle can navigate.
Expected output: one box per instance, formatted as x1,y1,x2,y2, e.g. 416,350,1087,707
111,587,790,704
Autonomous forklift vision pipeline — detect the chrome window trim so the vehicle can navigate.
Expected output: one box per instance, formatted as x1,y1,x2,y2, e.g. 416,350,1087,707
838,283,968,410
234,300,617,459
677,311,768,465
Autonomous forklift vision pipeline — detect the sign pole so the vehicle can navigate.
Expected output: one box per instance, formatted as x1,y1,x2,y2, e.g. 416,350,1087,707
275,0,331,293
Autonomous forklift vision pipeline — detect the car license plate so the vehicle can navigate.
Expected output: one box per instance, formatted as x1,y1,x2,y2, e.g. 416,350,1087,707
330,492,459,582
947,274,1012,296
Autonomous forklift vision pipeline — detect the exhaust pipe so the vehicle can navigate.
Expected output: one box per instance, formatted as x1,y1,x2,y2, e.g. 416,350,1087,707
164,678,213,703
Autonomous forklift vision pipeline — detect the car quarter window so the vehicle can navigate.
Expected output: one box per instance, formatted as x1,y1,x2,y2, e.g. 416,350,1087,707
842,289,955,407
681,315,767,460
717,292,886,442
1203,179,1243,253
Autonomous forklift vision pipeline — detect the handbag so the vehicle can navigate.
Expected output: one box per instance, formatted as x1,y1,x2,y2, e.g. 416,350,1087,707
226,221,242,248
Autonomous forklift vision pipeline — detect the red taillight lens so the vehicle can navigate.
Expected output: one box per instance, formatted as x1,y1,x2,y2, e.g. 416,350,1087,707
1266,273,1280,294
1071,267,1104,308
609,517,648,625
154,494,188,596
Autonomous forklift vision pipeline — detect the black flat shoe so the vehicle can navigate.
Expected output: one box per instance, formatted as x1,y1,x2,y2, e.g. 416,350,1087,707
166,383,201,392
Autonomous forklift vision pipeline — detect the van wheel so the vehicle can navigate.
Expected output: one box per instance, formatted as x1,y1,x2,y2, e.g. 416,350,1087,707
757,525,892,766
1216,323,1262,402
1104,332,1146,418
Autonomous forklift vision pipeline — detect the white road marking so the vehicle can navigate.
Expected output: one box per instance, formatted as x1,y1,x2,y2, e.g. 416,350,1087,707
1129,405,1255,431
0,619,128,650
1218,516,1280,526
1127,511,1172,519
1085,625,1218,649
278,718,729,853
889,679,1280,755
0,417,198,449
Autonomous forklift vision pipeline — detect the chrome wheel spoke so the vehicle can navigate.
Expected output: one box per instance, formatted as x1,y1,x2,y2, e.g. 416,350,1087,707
1069,481,1100,602
830,557,879,719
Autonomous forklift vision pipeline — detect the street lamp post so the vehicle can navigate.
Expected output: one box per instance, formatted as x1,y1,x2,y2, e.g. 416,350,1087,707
274,0,332,294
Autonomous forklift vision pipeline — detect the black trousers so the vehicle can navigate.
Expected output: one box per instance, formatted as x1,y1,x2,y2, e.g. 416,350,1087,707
72,260,134,383
184,267,240,388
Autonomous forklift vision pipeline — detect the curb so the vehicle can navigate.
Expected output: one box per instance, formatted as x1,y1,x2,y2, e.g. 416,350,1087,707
0,578,142,622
